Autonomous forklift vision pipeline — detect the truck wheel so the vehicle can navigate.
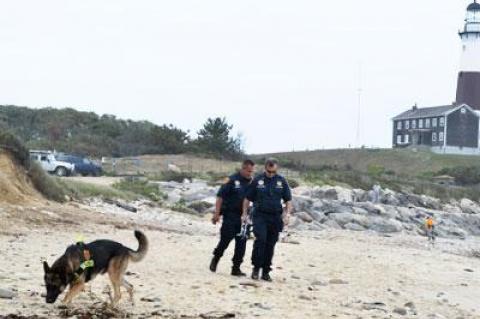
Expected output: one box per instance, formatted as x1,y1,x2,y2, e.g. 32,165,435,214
55,166,67,177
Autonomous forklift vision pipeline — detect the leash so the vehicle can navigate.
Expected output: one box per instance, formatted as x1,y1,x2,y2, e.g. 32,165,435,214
237,207,253,239
236,223,249,239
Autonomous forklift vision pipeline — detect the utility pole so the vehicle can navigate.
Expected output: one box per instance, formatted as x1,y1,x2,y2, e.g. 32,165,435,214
355,61,363,148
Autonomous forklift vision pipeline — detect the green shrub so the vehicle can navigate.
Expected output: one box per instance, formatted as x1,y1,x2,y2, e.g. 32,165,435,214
113,178,167,202
367,164,385,177
205,171,229,181
59,179,135,200
286,177,300,188
171,198,197,215
28,162,66,202
438,166,480,185
0,130,30,168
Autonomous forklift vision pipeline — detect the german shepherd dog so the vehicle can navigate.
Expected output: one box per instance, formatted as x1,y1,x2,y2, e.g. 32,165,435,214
43,230,148,305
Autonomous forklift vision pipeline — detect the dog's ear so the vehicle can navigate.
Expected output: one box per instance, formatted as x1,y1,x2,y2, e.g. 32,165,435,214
43,261,50,273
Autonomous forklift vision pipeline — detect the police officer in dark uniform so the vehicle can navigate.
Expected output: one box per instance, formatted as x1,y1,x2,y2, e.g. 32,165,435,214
210,159,256,276
243,158,292,281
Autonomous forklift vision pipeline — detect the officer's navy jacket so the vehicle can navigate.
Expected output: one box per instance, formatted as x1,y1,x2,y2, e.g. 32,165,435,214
217,173,252,217
245,173,292,214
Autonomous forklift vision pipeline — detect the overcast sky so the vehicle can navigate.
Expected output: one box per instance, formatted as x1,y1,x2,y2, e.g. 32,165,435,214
0,1,471,153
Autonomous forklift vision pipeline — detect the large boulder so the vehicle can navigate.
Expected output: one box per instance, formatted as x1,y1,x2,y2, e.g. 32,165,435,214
308,210,327,223
380,188,401,206
307,221,326,231
294,211,314,223
320,201,354,215
351,206,369,215
446,213,480,236
182,188,216,202
382,206,400,219
441,203,463,215
329,212,369,228
396,207,416,223
164,188,182,204
353,202,384,215
187,200,215,214
459,198,480,214
344,223,366,231
368,217,403,233
404,194,441,210
292,186,314,197
292,195,315,213
289,216,303,229
311,186,354,202
352,189,368,202
322,219,342,229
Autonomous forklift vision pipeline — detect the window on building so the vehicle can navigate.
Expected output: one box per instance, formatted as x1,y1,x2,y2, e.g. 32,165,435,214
419,119,424,128
432,132,437,142
412,120,417,129
425,118,431,128
405,120,410,129
397,135,402,144
397,121,402,130
404,134,409,144
439,117,445,127
432,118,437,127
439,132,444,142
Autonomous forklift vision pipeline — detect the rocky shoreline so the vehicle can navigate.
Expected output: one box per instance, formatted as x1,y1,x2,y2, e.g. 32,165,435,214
146,180,480,239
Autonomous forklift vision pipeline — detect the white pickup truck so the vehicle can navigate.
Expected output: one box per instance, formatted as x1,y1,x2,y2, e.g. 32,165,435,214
29,150,75,177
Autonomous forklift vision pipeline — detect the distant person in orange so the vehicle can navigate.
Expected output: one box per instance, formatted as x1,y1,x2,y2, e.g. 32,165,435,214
425,216,435,246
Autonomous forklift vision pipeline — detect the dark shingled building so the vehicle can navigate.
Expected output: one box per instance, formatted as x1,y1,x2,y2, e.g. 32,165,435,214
392,1,480,155
392,104,480,153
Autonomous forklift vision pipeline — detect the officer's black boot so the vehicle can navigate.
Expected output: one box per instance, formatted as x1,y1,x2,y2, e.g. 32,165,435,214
209,256,220,272
261,271,272,282
251,267,260,280
231,266,246,277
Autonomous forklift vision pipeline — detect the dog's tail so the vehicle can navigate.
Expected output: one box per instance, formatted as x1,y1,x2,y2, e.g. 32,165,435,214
128,230,148,262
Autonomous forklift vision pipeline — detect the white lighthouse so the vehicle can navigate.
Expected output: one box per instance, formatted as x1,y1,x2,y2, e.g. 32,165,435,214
456,1,480,110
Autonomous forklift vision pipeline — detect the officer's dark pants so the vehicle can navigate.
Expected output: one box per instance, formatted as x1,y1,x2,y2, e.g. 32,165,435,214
213,217,246,268
251,211,283,273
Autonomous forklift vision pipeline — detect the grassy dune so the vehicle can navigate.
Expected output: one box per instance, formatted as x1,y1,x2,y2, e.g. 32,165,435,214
255,148,480,177
252,148,480,200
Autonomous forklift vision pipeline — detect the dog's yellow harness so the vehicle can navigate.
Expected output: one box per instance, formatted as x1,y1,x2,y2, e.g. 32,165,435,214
72,242,94,283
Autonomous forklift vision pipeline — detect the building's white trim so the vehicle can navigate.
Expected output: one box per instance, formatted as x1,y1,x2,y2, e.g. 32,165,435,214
443,115,447,148
444,103,480,117
478,117,480,149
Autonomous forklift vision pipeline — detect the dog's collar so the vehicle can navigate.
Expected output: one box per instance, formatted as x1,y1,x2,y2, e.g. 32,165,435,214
71,242,94,284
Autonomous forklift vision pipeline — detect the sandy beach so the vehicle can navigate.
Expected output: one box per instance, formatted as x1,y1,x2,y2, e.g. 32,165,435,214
0,200,479,319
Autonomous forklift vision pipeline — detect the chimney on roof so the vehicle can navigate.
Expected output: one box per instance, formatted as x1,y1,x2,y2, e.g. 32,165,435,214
412,103,418,111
